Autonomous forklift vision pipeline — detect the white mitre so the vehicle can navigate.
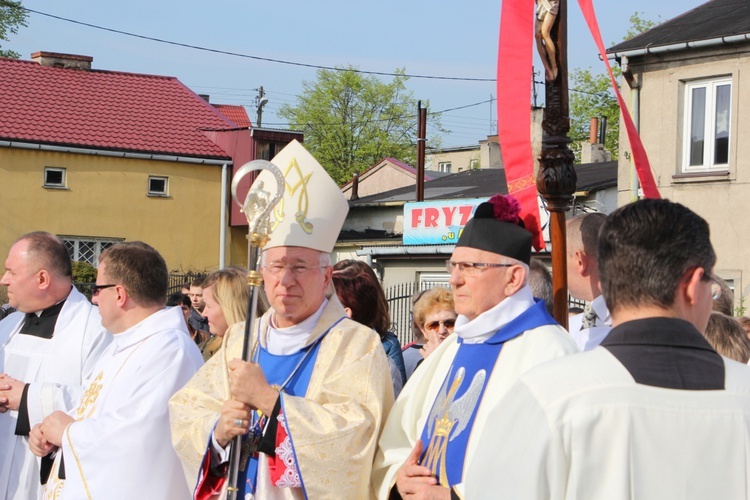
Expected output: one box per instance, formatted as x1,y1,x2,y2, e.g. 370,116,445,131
253,140,349,253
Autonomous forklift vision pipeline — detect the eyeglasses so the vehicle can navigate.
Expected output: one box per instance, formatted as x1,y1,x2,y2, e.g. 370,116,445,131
425,319,456,332
91,284,117,296
707,275,723,301
446,260,514,276
262,264,326,277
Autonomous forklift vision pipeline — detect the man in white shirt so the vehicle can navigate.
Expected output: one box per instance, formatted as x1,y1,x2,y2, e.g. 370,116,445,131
29,241,203,499
566,212,612,350
466,199,750,499
0,231,110,500
372,194,579,499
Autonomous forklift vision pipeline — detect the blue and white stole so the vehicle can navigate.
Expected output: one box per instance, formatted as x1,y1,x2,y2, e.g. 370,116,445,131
418,300,556,487
238,319,344,497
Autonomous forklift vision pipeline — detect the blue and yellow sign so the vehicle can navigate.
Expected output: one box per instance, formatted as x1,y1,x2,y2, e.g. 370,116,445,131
403,199,488,245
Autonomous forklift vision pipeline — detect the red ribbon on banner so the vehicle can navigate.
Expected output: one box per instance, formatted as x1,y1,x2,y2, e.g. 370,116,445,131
577,0,661,199
496,0,546,251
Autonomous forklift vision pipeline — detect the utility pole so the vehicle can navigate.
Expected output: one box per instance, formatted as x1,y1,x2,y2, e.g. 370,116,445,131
256,86,267,127
416,101,427,202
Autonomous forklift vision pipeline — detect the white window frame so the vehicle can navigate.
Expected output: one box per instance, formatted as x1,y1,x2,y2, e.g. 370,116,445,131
469,158,480,169
438,161,452,173
418,272,450,289
682,77,732,172
44,167,67,188
62,237,122,265
148,176,169,197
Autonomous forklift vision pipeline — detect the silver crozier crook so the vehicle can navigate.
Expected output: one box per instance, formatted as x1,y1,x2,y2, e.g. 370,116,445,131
226,159,285,499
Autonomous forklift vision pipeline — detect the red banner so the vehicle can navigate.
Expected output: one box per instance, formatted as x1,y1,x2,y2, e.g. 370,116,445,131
577,0,661,199
496,0,546,250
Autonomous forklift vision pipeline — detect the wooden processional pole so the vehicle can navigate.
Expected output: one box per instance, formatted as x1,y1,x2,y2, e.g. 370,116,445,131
535,0,576,328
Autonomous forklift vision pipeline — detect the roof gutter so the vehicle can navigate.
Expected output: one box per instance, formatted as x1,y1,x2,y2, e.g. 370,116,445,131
608,33,750,60
356,245,455,257
0,140,231,165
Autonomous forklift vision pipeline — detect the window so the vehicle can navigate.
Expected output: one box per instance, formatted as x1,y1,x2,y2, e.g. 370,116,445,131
683,78,731,172
469,159,480,169
44,167,66,188
418,273,450,289
63,237,122,265
438,162,452,173
148,176,168,196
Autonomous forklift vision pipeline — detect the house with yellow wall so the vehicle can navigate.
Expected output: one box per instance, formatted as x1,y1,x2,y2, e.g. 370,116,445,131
0,51,275,273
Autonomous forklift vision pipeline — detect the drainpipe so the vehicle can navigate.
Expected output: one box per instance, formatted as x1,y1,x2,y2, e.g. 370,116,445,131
621,56,641,201
220,163,228,269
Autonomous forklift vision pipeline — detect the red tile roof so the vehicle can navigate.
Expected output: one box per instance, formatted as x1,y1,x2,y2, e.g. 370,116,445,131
0,57,237,159
213,104,252,128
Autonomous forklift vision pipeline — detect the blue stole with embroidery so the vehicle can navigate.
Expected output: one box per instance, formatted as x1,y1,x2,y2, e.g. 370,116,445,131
239,336,325,497
418,300,556,487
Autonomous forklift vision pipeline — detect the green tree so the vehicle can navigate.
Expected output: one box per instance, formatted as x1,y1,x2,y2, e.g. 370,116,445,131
0,0,28,59
279,66,442,185
569,12,659,162
570,68,621,160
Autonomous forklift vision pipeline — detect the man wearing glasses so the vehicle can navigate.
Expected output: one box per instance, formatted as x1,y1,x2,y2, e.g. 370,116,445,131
170,140,393,499
466,199,750,498
0,231,110,500
373,194,579,499
28,241,203,498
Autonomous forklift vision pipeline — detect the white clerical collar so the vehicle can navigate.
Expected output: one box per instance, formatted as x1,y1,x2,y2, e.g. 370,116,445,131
591,294,612,326
453,285,536,344
267,298,328,355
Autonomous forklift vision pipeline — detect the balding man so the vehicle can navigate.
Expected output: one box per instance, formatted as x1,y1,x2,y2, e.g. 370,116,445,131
0,232,110,499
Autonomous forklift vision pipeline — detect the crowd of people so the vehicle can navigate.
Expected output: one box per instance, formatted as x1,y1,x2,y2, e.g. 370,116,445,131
2,140,750,499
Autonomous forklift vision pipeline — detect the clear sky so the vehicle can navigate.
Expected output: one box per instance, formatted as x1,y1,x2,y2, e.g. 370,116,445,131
8,0,707,149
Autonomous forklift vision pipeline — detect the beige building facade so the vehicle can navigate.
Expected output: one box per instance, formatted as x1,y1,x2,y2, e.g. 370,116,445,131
611,7,750,308
0,147,226,273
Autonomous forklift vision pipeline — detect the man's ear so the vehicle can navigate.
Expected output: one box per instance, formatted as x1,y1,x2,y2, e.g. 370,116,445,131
36,270,51,291
683,267,705,306
115,285,129,307
576,250,590,276
505,265,527,296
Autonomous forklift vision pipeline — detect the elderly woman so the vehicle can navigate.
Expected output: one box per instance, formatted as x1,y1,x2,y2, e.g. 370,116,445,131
404,286,457,380
199,266,251,360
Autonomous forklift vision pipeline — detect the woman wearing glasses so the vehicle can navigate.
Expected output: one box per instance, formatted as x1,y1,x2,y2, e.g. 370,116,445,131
405,287,457,380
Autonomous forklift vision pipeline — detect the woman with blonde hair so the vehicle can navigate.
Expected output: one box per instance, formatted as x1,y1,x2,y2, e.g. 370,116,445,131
200,266,251,360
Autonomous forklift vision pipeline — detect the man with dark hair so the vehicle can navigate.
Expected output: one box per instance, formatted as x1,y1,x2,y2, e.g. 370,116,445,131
566,212,611,350
188,276,210,333
29,241,203,498
373,194,578,499
466,199,750,498
0,232,110,500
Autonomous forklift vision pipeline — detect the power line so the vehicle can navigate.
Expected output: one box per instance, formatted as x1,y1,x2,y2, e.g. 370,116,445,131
7,1,495,82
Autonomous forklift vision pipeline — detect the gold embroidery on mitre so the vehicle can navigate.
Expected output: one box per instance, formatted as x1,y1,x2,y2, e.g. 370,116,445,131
271,157,314,234
507,174,536,193
422,367,486,487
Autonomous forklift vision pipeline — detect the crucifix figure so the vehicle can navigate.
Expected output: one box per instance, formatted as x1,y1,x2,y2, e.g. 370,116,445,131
535,0,559,81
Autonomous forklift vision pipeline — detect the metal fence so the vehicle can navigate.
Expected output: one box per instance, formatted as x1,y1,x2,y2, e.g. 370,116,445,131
385,282,421,346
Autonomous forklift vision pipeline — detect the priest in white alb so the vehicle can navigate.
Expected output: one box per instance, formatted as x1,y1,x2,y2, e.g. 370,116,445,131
28,241,203,499
0,232,110,500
